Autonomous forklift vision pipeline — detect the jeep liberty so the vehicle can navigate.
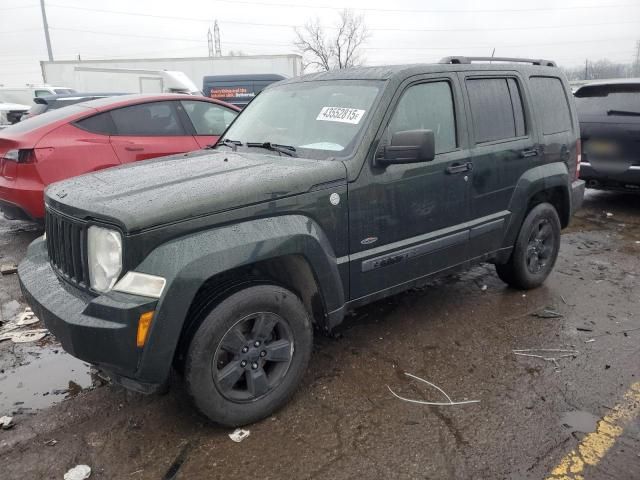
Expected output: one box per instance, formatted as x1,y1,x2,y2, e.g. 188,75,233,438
19,57,585,426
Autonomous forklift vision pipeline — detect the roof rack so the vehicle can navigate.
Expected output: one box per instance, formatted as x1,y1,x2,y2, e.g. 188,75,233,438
439,56,556,67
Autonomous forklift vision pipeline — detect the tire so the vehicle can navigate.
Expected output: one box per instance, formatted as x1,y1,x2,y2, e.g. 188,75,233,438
184,284,313,427
495,202,561,290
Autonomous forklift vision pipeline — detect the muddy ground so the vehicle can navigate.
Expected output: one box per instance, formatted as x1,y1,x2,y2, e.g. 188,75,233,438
0,191,638,479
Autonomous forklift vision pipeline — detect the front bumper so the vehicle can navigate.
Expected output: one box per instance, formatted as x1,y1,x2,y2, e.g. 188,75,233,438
18,237,163,393
570,179,585,215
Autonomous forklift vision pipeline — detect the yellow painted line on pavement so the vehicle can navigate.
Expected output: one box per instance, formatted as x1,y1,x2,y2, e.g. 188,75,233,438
546,382,640,480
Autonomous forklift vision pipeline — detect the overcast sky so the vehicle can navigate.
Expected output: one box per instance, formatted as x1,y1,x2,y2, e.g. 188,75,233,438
1,0,638,84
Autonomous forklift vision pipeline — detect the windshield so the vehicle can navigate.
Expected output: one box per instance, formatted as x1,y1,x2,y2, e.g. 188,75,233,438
219,80,382,160
575,84,640,118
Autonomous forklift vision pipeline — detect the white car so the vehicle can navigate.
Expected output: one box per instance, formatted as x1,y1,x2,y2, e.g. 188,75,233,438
0,101,30,129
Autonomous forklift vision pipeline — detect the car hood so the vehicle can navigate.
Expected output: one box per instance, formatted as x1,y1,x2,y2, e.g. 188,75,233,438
0,102,30,111
45,149,347,232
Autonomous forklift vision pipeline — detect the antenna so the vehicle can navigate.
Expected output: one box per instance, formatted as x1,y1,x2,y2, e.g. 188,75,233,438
214,20,222,57
207,28,214,57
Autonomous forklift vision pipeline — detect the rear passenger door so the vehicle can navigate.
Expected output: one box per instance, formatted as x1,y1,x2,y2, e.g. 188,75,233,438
109,101,199,164
528,76,576,170
460,73,540,257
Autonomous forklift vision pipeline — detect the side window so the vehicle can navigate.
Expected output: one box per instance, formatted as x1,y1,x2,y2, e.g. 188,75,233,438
110,101,185,136
529,77,572,135
181,100,238,136
34,90,51,98
467,78,525,143
387,81,457,155
74,112,115,135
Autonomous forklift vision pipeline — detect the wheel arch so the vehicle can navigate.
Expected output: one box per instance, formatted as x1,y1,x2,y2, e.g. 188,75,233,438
130,215,344,384
499,162,571,259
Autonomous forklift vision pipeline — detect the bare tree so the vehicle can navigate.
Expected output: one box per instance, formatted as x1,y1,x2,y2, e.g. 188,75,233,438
294,9,369,72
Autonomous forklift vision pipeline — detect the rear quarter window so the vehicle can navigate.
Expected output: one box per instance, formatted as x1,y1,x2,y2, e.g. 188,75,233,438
529,76,573,135
74,112,115,135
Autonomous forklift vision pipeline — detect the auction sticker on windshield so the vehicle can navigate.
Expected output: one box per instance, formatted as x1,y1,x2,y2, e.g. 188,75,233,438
316,107,366,124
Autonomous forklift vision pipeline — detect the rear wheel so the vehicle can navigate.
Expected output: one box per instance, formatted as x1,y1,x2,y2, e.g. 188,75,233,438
185,284,312,426
496,202,561,289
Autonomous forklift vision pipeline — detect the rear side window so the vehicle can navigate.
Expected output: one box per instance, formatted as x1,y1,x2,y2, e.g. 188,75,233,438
387,81,457,154
110,101,186,136
181,100,238,136
575,83,640,117
75,112,115,135
467,78,525,143
530,77,572,134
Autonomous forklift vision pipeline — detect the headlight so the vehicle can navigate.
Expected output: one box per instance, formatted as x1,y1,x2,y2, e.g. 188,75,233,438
87,225,122,293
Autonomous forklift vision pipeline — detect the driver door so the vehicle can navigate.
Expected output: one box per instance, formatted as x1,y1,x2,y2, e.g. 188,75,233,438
348,75,473,300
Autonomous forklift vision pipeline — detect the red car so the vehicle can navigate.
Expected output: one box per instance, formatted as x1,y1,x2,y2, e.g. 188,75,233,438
0,94,239,221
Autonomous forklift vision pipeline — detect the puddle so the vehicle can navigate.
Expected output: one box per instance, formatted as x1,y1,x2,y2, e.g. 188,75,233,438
0,346,95,415
561,410,600,433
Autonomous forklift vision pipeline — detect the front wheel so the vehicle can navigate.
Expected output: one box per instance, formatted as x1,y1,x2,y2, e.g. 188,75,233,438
496,202,561,289
185,284,313,426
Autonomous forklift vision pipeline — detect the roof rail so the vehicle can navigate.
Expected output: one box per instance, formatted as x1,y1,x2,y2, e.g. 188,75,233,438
439,56,556,67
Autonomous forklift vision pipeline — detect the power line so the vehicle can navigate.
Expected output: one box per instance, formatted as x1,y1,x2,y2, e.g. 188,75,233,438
0,4,38,11
45,3,640,32
48,1,639,15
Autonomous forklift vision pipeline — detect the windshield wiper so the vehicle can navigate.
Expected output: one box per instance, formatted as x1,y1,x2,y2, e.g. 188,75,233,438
210,138,242,150
607,109,640,116
246,141,298,157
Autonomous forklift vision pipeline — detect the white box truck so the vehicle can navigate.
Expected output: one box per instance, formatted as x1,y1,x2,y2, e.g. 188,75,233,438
68,68,201,95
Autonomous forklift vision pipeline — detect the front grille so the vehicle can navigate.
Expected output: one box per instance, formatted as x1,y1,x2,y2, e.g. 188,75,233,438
7,110,26,125
45,209,88,287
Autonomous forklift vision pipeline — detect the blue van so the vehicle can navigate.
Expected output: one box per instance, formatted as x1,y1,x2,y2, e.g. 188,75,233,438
202,74,285,108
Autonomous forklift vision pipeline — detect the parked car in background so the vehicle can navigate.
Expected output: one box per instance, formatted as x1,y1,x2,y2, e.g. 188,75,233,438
0,100,30,129
0,85,76,105
19,57,584,427
575,79,640,192
0,94,239,221
203,74,285,108
21,93,127,120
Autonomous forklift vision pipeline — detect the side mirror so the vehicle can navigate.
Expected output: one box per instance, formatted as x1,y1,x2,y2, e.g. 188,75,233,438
376,129,435,166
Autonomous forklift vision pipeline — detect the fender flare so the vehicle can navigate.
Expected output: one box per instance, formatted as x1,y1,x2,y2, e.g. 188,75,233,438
131,214,344,384
502,162,570,249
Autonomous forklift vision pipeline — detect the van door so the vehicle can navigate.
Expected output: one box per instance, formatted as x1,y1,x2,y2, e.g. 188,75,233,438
460,72,540,257
348,74,472,300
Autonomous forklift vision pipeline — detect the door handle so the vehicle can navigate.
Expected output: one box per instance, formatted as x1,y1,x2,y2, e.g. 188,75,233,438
520,148,539,158
124,146,144,152
446,162,473,174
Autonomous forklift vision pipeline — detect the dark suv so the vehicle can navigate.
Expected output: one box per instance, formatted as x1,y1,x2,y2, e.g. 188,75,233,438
19,57,585,426
574,79,640,191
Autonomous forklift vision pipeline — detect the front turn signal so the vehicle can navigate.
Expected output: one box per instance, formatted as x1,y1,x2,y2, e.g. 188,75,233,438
137,311,154,348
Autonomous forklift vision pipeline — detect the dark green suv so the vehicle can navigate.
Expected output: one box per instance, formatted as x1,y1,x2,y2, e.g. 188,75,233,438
19,57,585,426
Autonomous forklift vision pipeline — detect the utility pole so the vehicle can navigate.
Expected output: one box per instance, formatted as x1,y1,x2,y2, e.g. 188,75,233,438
207,28,214,57
40,0,53,61
634,40,640,76
584,59,588,80
214,20,222,57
